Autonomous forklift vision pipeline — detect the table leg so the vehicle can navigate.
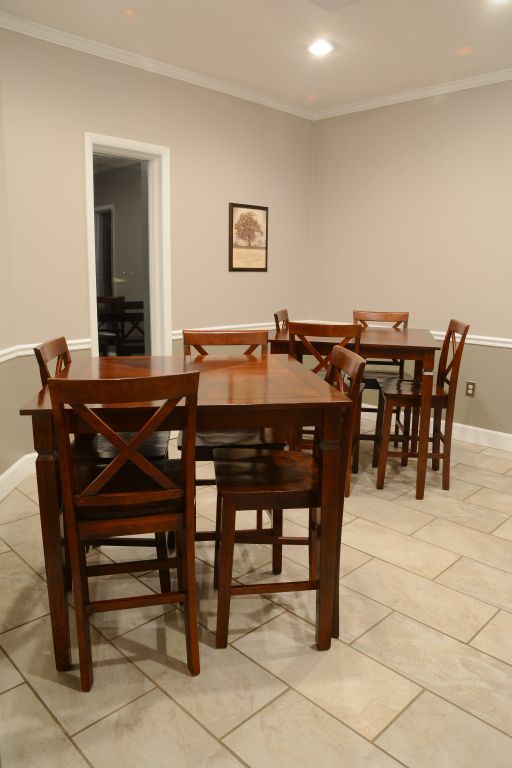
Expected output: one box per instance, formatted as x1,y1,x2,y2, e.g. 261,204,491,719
416,351,435,500
32,415,71,671
315,405,344,650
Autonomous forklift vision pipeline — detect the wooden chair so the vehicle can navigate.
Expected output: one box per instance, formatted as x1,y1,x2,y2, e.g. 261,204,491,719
373,320,470,491
48,372,200,691
288,321,362,461
34,337,170,463
97,296,125,356
274,308,289,332
212,344,365,647
353,310,410,459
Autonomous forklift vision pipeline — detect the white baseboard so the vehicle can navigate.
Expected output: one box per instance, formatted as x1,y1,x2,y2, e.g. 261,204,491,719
0,452,36,502
361,402,512,452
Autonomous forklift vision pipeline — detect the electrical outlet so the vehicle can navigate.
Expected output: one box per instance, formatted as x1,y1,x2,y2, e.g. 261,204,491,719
466,381,476,397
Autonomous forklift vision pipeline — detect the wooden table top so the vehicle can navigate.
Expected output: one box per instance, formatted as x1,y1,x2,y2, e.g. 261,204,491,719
270,326,439,351
20,354,350,415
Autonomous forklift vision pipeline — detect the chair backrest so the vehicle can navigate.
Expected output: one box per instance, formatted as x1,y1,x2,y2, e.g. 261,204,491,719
288,321,361,376
34,337,72,386
49,373,199,515
437,319,470,403
353,310,409,330
326,345,366,400
274,309,289,333
183,329,268,357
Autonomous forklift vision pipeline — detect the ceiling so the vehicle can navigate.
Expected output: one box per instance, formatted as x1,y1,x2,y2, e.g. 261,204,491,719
1,0,512,119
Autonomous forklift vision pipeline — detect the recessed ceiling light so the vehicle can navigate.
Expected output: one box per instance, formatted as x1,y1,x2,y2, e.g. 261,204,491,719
308,39,333,57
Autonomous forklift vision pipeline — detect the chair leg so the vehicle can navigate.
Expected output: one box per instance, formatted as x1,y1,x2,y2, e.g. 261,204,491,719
377,398,394,489
272,510,283,574
351,393,362,474
442,407,454,491
213,492,222,590
401,407,411,467
432,403,442,471
167,531,176,550
177,528,200,675
308,508,318,581
155,531,171,593
393,406,402,448
256,509,263,530
216,497,237,648
71,538,93,691
372,390,385,468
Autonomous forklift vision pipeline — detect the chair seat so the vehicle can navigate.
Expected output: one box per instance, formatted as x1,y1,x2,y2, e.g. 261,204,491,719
213,448,319,509
73,459,184,519
379,378,448,403
178,428,285,462
72,431,170,462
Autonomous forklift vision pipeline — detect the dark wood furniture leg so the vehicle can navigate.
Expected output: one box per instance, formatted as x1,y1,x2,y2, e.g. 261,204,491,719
32,414,71,671
416,351,435,500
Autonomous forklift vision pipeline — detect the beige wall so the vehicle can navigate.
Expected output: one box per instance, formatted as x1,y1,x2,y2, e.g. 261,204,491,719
310,82,512,433
0,72,13,351
0,29,312,346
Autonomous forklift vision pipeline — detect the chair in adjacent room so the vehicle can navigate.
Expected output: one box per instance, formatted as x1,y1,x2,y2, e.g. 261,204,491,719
273,308,289,333
373,319,470,491
212,344,366,647
48,372,200,691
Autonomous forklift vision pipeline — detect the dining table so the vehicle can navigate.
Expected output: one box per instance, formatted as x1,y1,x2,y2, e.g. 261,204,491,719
20,352,352,672
269,326,441,500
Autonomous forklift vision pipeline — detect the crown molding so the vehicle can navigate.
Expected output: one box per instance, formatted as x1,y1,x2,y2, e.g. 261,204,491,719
3,10,512,123
311,67,512,120
0,11,314,121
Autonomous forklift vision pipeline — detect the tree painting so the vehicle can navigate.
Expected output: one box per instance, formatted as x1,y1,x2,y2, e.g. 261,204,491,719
229,204,268,271
234,210,263,248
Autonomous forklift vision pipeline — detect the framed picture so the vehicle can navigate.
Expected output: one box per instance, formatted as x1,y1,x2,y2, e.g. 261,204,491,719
229,203,268,272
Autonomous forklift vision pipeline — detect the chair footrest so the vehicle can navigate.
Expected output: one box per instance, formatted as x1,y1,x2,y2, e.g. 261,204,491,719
230,579,319,596
86,557,177,576
86,590,185,614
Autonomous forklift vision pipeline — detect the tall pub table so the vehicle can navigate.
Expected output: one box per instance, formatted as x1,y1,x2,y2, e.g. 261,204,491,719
270,327,440,500
20,353,352,672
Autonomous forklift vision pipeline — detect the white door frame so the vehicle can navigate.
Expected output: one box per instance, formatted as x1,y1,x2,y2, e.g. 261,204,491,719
84,133,172,355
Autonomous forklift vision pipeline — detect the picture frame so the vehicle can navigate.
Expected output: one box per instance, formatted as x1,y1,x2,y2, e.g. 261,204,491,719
229,203,268,272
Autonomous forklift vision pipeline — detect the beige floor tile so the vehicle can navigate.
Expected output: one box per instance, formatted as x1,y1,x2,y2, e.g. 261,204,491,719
0,647,23,693
0,489,38,525
141,559,285,640
354,612,512,736
466,487,512,515
451,464,512,493
96,533,159,564
342,519,458,578
16,472,39,504
74,688,241,767
482,446,512,461
196,539,272,577
196,462,216,482
344,493,433,534
233,612,420,739
342,559,496,641
491,516,512,541
114,611,286,738
0,551,49,631
415,518,512,574
471,610,512,665
0,613,154,734
374,463,481,499
340,544,373,576
437,557,512,613
0,514,45,573
0,537,8,554
377,691,512,768
225,690,400,768
349,471,411,501
0,685,88,768
239,558,391,642
452,439,487,453
395,489,509,533
450,447,512,474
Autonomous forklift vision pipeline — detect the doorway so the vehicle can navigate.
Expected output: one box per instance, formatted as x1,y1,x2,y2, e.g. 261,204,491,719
85,134,172,357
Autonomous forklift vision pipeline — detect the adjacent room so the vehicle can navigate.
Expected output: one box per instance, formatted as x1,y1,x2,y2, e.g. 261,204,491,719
1,1,511,766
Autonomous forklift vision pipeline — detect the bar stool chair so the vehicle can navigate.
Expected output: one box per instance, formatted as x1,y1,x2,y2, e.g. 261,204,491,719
48,372,200,690
373,319,470,490
213,345,366,647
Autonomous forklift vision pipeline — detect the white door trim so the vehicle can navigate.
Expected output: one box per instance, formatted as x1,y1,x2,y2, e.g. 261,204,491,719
84,133,172,355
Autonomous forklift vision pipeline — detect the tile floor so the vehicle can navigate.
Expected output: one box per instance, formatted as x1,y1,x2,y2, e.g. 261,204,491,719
1,432,512,767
